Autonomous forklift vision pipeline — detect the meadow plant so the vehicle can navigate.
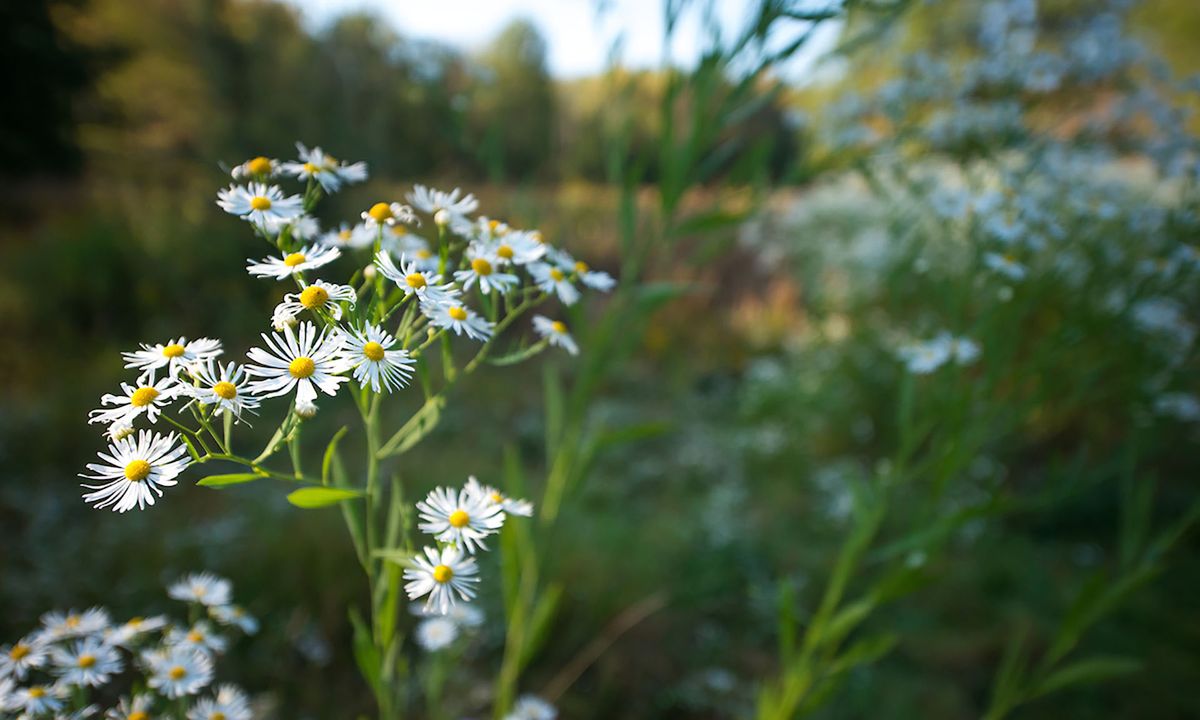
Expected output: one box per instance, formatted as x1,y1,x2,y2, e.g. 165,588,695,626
77,144,612,718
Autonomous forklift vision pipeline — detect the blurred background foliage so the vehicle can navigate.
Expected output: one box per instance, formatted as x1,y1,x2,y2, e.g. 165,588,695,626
2,0,1199,718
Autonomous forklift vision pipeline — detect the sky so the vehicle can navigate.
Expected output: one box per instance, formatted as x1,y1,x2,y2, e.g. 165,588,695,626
285,0,840,80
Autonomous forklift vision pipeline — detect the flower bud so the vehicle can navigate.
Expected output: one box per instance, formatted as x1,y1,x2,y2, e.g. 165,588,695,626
295,399,318,419
107,421,135,442
363,264,377,280
434,209,450,227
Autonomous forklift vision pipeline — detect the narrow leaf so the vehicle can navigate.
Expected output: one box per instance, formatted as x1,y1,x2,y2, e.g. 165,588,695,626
196,472,265,488
286,486,364,509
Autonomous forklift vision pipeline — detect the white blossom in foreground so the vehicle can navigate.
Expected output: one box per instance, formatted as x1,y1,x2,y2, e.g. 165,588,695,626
246,245,341,280
529,261,580,305
217,183,303,227
188,683,252,720
407,184,478,228
40,608,110,640
122,337,222,376
505,694,558,720
421,298,493,341
414,617,459,652
80,430,190,513
245,321,351,407
169,572,233,608
9,683,65,716
533,315,579,356
340,325,416,394
88,374,180,427
144,645,214,698
465,476,534,517
272,279,357,323
107,615,169,646
0,634,49,680
403,546,480,614
375,251,459,304
51,637,123,688
107,694,154,720
417,485,506,553
187,360,260,420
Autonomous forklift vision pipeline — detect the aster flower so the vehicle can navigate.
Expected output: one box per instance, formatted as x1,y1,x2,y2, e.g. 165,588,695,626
40,608,110,641
553,249,615,291
403,546,480,614
505,695,558,720
465,475,534,517
107,615,170,646
230,156,279,180
984,251,1028,280
407,184,478,228
281,142,367,193
361,201,418,229
217,183,303,227
410,601,485,628
0,635,49,681
188,684,252,720
165,622,226,656
88,373,180,427
454,251,519,294
897,339,951,375
245,321,351,407
104,420,136,444
143,645,213,698
532,315,579,356
381,223,432,257
105,695,154,720
318,222,376,250
415,617,459,651
420,297,493,341
416,485,505,553
122,337,223,376
208,605,259,635
185,360,260,420
285,214,322,241
169,573,232,608
51,637,123,688
246,245,341,280
340,325,416,394
529,261,580,305
9,684,65,715
482,229,546,266
272,280,357,323
375,251,458,304
80,430,190,513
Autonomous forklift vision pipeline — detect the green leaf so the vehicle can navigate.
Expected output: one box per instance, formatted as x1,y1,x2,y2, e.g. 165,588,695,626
593,421,673,450
377,395,444,458
349,608,381,698
829,633,898,675
1033,655,1142,699
286,486,364,509
487,341,548,367
519,583,563,671
322,426,349,486
196,472,265,488
543,365,564,456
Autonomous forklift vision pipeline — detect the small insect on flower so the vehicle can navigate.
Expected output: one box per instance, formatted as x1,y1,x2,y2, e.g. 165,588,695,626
282,142,368,193
420,298,493,341
209,605,259,635
375,251,459,304
51,637,123,688
247,244,342,280
319,222,376,250
143,645,214,698
80,431,191,513
361,201,417,229
983,251,1028,281
122,337,223,376
340,325,416,394
168,572,233,608
245,321,351,408
529,261,581,305
10,683,66,716
40,608,111,640
230,155,278,180
407,184,479,228
505,694,559,720
107,615,170,646
217,182,304,227
0,634,49,680
89,373,181,427
465,475,534,517
415,617,459,652
186,360,260,420
166,622,227,657
454,251,520,294
188,683,253,720
533,315,579,356
417,485,506,553
403,546,480,615
273,280,357,323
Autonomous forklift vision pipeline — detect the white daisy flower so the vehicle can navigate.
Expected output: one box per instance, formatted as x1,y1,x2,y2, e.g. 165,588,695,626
319,222,376,250
88,373,180,427
10,683,65,715
553,249,615,291
505,694,558,720
186,360,260,420
208,605,259,635
983,252,1027,281
245,321,351,407
939,334,981,366
340,325,416,394
375,251,458,304
415,617,459,652
529,262,580,305
40,608,110,640
361,201,418,229
122,337,223,376
216,183,303,227
407,184,478,228
416,485,505,553
0,635,49,680
165,622,226,656
188,684,252,720
897,339,951,375
409,601,485,628
80,430,190,513
168,572,233,608
107,615,170,646
272,280,357,323
281,142,367,193
247,245,341,280
420,298,493,341
105,694,153,720
454,251,519,294
51,637,123,688
283,214,321,241
532,315,579,356
230,156,279,180
485,229,545,266
465,475,534,517
143,645,213,698
403,546,480,615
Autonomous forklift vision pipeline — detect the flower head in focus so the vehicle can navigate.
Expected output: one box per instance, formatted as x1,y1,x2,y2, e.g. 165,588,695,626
217,183,303,227
403,546,480,615
247,245,341,280
80,431,190,512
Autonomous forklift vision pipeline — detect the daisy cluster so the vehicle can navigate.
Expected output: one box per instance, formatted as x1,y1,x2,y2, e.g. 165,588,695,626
80,142,615,512
0,573,256,720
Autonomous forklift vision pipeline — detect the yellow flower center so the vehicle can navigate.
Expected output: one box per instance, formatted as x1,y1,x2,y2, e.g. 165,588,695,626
289,356,316,379
128,712,149,720
390,225,408,236
128,617,144,627
448,306,468,321
10,644,30,661
246,156,272,175
212,713,227,720
299,285,329,309
162,343,186,358
574,261,590,273
65,616,80,628
416,249,432,259
29,687,46,699
405,273,427,289
490,492,503,503
130,386,160,407
78,654,96,668
186,630,203,643
339,229,352,241
432,564,454,583
551,321,568,334
124,459,152,482
368,203,393,222
302,162,320,174
497,244,514,259
213,381,237,400
363,341,386,362
488,219,501,232
448,509,470,528
1003,253,1016,263
169,665,187,680
549,268,565,281
284,252,307,267
250,196,272,211
471,257,493,276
